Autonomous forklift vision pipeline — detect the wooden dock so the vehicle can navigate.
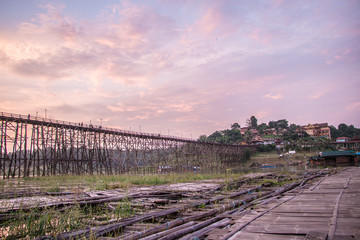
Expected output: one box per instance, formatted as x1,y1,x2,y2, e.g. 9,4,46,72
213,167,360,240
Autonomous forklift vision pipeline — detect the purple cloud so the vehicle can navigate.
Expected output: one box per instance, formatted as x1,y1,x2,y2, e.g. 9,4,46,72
0,0,359,137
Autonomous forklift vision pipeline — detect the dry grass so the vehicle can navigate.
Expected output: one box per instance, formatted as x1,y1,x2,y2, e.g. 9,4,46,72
244,150,318,168
0,172,251,194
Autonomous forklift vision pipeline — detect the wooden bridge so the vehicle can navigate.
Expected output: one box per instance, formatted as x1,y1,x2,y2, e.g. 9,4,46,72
216,167,360,240
0,112,256,178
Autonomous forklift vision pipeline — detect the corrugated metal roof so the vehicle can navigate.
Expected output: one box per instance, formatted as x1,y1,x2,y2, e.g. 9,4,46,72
321,151,356,157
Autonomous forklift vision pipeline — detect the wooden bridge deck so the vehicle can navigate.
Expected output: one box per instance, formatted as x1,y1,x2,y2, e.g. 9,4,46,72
220,167,360,240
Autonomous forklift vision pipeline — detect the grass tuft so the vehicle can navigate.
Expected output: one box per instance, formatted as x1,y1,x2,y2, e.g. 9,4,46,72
1,206,83,239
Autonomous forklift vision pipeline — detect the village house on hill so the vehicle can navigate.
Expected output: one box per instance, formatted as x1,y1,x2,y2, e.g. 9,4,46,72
238,122,334,146
331,137,360,151
301,123,331,140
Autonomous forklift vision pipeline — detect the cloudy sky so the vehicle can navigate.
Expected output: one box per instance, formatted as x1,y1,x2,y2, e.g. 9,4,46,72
0,0,359,138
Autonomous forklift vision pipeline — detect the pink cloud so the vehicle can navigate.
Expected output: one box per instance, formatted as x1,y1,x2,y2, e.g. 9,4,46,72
193,2,240,38
174,115,200,123
1,46,98,80
107,103,138,113
250,28,274,45
254,111,271,119
127,114,150,121
107,98,200,117
272,0,285,5
19,3,81,42
0,2,179,85
100,2,177,52
307,90,329,100
1,0,360,137
262,94,283,100
196,7,223,35
166,103,194,112
346,102,360,110
343,48,351,55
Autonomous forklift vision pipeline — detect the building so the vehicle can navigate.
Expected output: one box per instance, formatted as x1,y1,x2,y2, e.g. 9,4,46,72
240,127,248,135
316,151,359,166
250,135,264,145
330,137,360,151
336,137,350,142
264,128,277,136
301,123,331,139
240,127,259,136
263,138,276,145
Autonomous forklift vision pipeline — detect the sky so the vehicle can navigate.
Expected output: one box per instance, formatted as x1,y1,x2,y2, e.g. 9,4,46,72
0,0,359,138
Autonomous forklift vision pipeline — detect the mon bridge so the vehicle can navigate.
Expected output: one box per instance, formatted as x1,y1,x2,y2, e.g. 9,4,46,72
0,112,256,178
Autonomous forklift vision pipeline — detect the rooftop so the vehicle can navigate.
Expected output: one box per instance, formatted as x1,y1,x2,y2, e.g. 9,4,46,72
321,151,357,157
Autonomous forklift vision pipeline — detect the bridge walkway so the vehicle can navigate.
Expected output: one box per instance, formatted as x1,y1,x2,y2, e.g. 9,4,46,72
212,167,360,240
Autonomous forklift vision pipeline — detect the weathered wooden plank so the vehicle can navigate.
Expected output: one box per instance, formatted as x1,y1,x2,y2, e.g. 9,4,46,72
249,216,330,223
229,231,306,240
269,213,333,217
243,225,329,234
221,168,360,240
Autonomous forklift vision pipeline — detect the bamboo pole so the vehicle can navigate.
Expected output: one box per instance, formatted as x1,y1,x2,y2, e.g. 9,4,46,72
179,218,231,240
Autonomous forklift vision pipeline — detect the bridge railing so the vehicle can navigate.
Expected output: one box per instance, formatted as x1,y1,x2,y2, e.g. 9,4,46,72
0,112,195,142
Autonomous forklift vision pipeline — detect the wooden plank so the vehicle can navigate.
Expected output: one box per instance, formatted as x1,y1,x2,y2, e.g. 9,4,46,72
243,225,329,234
223,168,360,240
229,231,306,240
249,216,330,223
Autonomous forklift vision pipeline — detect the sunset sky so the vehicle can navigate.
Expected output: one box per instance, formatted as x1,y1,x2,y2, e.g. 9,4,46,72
0,0,359,138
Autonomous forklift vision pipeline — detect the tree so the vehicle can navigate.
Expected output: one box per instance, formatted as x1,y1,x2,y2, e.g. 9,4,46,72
289,123,299,131
222,128,242,144
207,131,224,143
268,121,277,129
338,123,348,137
246,116,258,129
231,123,240,129
356,128,360,137
336,123,358,138
205,124,244,144
251,116,258,128
198,135,208,142
282,128,300,141
328,124,360,140
346,125,356,138
277,119,288,129
244,130,253,143
257,123,268,134
330,125,339,140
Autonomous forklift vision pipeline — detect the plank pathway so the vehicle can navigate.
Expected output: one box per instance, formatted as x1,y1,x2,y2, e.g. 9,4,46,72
214,167,360,240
